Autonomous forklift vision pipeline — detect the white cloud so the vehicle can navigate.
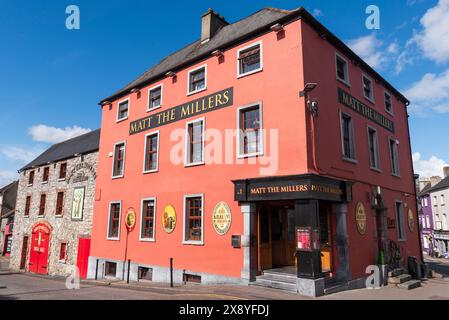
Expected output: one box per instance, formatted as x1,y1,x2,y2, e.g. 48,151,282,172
346,33,398,70
413,152,449,178
28,125,91,144
0,171,18,187
0,146,45,164
404,68,449,115
312,9,323,17
410,0,449,64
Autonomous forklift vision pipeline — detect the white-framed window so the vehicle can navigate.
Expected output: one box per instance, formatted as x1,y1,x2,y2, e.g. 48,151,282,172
389,138,400,176
112,141,126,178
384,91,394,115
237,41,263,78
185,118,205,166
425,215,430,229
340,111,356,161
367,126,380,170
116,98,130,122
395,201,406,241
183,194,204,245
237,103,264,158
143,131,159,173
434,196,438,206
362,74,374,102
147,84,163,111
335,52,350,85
424,197,428,207
107,201,122,240
435,214,441,229
441,194,445,206
187,65,207,95
443,214,448,230
140,198,156,241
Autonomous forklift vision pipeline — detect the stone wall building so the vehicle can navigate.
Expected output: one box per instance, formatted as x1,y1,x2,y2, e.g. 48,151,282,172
0,180,18,256
10,130,99,278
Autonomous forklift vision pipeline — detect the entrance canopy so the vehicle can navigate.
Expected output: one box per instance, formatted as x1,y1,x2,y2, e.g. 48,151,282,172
233,174,352,203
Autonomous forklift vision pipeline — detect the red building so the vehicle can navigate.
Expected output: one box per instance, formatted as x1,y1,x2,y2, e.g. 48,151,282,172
88,7,421,296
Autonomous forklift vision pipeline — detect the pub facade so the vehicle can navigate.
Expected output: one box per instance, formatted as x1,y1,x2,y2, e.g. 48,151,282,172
10,130,100,278
88,7,421,296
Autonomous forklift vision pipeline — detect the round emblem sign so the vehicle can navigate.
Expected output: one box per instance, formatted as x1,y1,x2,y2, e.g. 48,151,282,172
162,205,176,234
408,209,415,232
213,202,232,236
356,202,367,235
125,208,136,231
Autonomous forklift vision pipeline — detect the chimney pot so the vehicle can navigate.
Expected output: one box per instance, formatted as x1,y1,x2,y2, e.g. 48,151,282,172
444,166,449,178
201,9,228,43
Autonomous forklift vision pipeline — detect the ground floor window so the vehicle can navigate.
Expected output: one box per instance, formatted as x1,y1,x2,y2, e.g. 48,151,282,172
59,243,67,261
105,261,117,277
395,201,406,241
138,267,153,281
184,195,203,244
140,199,155,241
108,202,121,240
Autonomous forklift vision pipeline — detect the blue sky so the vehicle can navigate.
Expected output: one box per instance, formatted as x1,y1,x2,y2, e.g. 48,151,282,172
1,0,448,185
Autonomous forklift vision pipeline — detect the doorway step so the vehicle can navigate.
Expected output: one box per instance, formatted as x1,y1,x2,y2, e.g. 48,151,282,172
388,268,421,290
250,270,298,293
324,278,349,295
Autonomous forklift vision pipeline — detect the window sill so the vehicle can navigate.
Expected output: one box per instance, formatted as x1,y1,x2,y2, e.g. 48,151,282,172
184,162,205,168
182,241,204,246
147,105,162,113
116,117,129,124
27,184,33,187
107,237,120,241
392,173,401,178
143,169,159,175
58,259,67,264
58,178,66,182
139,238,156,243
187,87,207,97
342,157,358,164
111,175,124,180
385,109,394,117
41,181,48,185
363,96,375,104
37,215,45,218
55,214,63,218
370,167,382,173
397,238,407,242
237,152,264,159
337,77,351,88
237,68,263,79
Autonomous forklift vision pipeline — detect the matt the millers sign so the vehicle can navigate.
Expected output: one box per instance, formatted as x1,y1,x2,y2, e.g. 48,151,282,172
129,87,233,135
338,88,395,133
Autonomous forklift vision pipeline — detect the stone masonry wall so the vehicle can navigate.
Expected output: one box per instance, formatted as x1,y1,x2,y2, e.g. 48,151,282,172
10,152,98,277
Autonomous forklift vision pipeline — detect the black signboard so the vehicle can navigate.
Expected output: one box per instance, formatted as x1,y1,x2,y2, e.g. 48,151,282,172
129,87,234,135
233,174,351,203
338,87,395,133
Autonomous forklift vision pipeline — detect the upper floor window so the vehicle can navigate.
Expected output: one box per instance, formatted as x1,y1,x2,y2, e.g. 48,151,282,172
112,142,126,178
55,191,64,216
238,41,263,77
424,198,428,207
144,132,159,173
443,214,448,230
183,195,204,244
59,163,67,180
362,75,374,102
367,127,380,170
42,167,50,183
238,104,263,157
185,118,204,166
340,112,356,161
395,201,406,241
116,98,129,122
107,202,121,240
389,138,400,176
441,194,445,206
148,85,163,111
24,196,31,217
39,194,46,216
28,170,35,186
188,65,207,95
384,92,393,114
434,196,438,206
426,215,430,228
140,198,156,241
335,53,350,84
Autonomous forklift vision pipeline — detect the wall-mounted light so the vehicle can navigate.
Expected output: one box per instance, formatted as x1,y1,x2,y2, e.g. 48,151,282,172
166,71,177,78
300,83,319,117
130,88,141,94
211,49,224,57
299,83,318,97
270,23,284,32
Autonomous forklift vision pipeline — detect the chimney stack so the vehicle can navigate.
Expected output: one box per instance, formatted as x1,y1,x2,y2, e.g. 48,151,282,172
444,166,449,178
201,8,228,43
430,176,442,187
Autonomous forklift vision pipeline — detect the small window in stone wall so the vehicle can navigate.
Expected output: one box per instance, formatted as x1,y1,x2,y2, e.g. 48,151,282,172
138,267,153,281
105,261,117,277
59,243,68,261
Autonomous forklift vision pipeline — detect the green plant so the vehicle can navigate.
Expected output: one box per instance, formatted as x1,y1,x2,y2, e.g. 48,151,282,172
377,250,386,265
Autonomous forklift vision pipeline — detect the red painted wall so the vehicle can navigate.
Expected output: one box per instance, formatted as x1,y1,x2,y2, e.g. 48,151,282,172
90,20,309,278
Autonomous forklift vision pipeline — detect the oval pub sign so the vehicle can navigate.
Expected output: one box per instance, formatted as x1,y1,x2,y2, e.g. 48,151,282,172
213,202,232,236
356,202,367,235
163,205,176,234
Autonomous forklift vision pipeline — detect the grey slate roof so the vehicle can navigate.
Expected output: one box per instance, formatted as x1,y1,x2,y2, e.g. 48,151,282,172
418,183,433,197
427,176,449,194
20,129,100,172
100,7,409,105
0,180,18,217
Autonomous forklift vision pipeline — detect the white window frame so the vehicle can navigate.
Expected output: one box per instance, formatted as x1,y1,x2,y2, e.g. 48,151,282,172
384,91,394,115
367,126,380,171
362,74,375,103
434,196,438,206
139,197,157,242
389,137,400,177
147,84,163,112
107,201,122,241
182,193,205,246
335,52,350,86
116,97,130,122
143,131,160,174
426,215,430,229
184,117,205,167
441,194,445,206
443,214,448,230
111,141,126,179
395,201,407,241
339,110,357,163
237,102,264,159
424,197,428,207
187,64,207,96
237,40,263,78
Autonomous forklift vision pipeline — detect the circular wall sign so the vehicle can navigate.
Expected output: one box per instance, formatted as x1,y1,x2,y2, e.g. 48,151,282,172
162,205,176,234
356,202,367,235
408,209,415,232
125,208,136,231
213,202,232,236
